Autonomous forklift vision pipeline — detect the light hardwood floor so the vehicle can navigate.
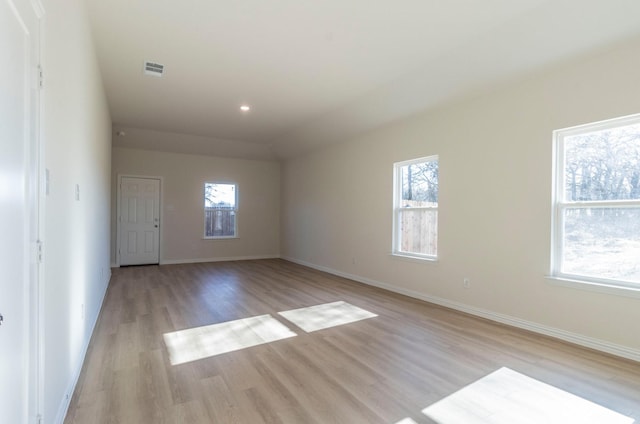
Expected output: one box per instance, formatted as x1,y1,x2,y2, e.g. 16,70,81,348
64,259,640,423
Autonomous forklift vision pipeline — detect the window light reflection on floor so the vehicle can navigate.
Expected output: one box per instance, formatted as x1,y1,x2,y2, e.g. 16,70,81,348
163,301,377,365
394,418,419,424
422,367,634,424
278,300,378,333
163,314,296,365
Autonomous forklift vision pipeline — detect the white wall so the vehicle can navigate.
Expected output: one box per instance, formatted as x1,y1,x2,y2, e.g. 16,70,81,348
281,36,640,358
41,0,112,421
111,147,280,265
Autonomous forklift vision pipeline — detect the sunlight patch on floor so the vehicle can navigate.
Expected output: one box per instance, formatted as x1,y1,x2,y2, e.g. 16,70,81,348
163,314,296,365
394,418,419,424
278,301,377,333
422,367,634,424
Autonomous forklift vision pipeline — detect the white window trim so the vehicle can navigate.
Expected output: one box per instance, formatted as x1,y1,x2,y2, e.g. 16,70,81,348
550,113,640,293
203,182,238,239
392,155,439,261
546,275,640,299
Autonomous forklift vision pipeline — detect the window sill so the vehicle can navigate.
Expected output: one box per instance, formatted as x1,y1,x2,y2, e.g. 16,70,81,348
545,275,640,299
202,236,239,240
390,252,438,263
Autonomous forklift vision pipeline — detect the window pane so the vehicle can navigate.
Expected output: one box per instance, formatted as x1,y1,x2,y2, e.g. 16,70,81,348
401,161,438,207
205,183,236,208
562,207,640,283
204,183,236,237
398,209,437,256
205,210,236,237
564,123,640,201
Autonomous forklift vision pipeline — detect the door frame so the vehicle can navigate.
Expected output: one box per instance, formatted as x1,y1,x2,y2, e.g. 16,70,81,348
31,2,45,418
115,174,163,267
3,0,45,421
13,0,45,421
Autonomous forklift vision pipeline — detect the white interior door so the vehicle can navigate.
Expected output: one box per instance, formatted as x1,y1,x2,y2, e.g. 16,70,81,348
0,0,41,422
119,177,161,265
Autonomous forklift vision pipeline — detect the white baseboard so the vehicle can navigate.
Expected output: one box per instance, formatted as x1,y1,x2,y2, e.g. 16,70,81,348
54,268,111,423
161,254,280,265
282,256,640,363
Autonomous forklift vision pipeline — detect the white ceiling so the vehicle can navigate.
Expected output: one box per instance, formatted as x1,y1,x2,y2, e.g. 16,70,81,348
85,0,640,160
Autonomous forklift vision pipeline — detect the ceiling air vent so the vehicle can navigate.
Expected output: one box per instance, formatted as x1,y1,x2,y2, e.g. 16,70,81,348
143,61,164,77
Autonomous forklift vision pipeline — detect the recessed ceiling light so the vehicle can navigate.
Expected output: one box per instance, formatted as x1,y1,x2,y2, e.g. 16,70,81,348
240,105,250,112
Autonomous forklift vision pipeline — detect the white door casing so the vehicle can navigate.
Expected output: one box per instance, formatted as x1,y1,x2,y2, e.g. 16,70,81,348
0,0,42,423
119,176,161,266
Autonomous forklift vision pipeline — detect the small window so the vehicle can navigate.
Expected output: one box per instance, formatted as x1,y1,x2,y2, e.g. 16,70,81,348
204,182,237,238
552,114,640,288
393,156,439,259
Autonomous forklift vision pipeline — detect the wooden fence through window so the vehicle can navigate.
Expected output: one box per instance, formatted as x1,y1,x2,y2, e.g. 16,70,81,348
205,208,235,237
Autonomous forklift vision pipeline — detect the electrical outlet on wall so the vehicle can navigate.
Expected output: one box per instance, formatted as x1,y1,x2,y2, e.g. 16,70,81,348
463,278,471,289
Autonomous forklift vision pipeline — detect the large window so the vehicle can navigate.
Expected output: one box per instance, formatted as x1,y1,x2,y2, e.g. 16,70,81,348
552,114,640,288
204,182,237,238
393,156,439,260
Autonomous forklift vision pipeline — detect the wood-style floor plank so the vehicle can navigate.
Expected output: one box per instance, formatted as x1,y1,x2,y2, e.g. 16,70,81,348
64,259,640,423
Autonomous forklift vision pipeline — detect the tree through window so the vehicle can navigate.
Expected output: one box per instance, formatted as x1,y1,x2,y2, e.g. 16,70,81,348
393,156,439,259
552,114,640,287
204,182,237,238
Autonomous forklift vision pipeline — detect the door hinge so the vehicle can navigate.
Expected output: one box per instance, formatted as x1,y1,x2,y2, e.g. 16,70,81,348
36,240,43,264
37,65,44,89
